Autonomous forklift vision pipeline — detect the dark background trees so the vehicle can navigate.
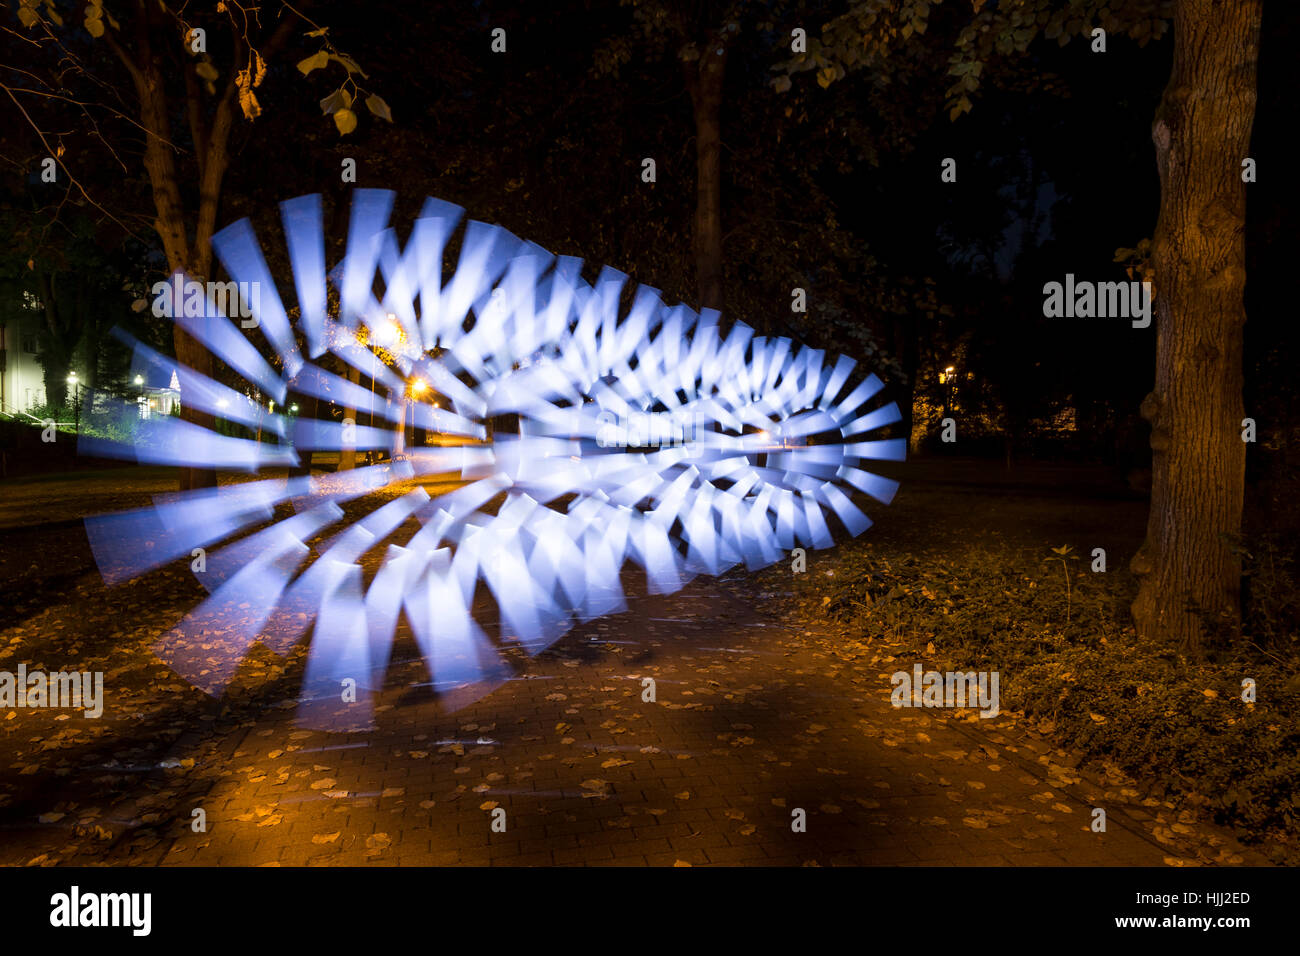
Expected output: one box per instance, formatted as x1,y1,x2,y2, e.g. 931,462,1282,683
1,0,1296,655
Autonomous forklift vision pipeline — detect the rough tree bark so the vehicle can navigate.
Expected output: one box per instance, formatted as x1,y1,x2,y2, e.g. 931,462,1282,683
106,5,221,489
105,2,301,490
37,272,74,410
1131,0,1262,654
288,391,318,478
684,45,727,312
892,314,919,449
337,363,361,471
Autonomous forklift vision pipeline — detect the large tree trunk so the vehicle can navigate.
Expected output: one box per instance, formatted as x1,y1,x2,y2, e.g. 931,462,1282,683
289,392,318,478
337,363,362,471
685,47,727,312
75,277,98,398
127,13,219,491
102,4,303,490
119,1,246,492
37,272,73,409
1131,0,1262,654
892,314,919,449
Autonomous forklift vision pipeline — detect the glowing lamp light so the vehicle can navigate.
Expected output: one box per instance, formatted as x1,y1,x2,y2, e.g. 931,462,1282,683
372,315,401,347
410,378,428,395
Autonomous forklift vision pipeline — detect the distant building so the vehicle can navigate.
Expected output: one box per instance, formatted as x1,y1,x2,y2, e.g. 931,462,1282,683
0,309,47,417
136,368,181,419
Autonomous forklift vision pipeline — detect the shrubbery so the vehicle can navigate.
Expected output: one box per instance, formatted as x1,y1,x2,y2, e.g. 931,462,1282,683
780,537,1300,862
4,402,141,443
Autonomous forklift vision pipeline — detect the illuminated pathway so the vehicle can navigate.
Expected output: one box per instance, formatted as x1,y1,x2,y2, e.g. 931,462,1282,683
0,467,1268,868
97,577,1265,867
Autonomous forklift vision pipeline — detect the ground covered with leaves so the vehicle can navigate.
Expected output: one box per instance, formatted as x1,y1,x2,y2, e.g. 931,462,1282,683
0,460,1291,866
776,461,1300,864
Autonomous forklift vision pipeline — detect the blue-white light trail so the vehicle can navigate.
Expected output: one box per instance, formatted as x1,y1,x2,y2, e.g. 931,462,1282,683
86,190,904,728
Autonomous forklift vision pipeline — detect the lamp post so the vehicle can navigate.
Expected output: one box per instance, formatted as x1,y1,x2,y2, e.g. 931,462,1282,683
66,371,82,435
409,378,427,449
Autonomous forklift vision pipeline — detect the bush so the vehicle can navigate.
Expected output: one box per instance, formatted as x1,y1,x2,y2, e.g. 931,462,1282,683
1240,533,1300,654
779,536,1300,861
21,401,73,426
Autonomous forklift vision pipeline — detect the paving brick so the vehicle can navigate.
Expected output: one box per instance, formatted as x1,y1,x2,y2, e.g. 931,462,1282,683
33,576,1267,871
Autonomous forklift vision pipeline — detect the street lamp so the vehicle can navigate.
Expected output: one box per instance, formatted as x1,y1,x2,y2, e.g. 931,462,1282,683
404,378,429,450
66,371,82,435
373,314,400,348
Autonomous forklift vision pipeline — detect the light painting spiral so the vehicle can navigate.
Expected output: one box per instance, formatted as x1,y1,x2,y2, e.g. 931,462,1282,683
81,190,905,727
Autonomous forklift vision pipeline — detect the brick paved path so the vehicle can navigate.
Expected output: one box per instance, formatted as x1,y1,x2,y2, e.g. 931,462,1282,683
68,572,1264,868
